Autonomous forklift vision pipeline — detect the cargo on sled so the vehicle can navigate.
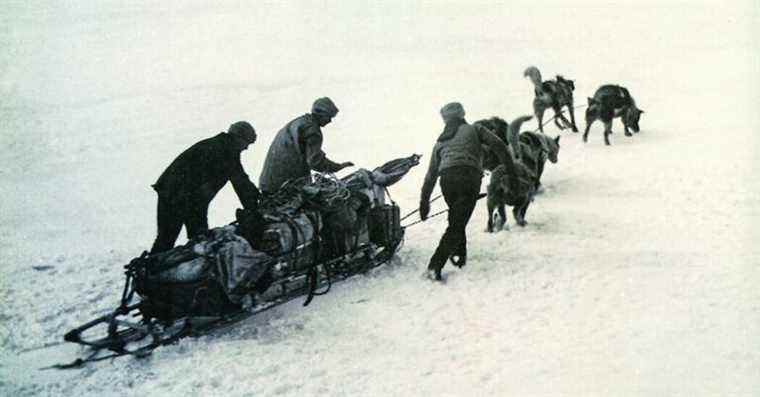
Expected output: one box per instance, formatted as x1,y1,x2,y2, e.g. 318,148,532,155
58,154,420,368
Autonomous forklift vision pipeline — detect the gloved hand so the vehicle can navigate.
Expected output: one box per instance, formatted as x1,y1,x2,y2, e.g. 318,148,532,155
419,199,430,221
340,161,355,169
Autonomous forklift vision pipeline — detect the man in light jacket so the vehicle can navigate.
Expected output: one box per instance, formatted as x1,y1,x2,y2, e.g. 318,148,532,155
259,97,354,193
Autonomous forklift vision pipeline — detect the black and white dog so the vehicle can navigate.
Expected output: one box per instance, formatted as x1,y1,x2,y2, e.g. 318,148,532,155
584,85,644,145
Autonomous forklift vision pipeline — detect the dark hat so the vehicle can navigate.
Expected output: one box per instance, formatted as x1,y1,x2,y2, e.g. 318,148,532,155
440,102,465,121
312,97,339,118
228,121,257,143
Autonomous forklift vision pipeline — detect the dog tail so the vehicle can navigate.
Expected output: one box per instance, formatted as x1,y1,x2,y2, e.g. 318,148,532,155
508,115,533,152
523,66,542,88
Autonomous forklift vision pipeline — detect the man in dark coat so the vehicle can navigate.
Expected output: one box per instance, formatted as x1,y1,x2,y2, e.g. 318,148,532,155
150,121,261,254
259,97,354,194
419,102,518,281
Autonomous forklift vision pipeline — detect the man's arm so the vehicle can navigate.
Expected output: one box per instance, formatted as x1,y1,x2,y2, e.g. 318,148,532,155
418,144,441,221
303,125,351,173
420,144,441,203
229,153,261,209
477,125,517,178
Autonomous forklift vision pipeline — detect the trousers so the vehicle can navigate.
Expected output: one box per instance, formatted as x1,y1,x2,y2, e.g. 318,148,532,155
427,166,482,272
150,193,210,254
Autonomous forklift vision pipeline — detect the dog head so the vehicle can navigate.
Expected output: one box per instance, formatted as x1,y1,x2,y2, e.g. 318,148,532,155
520,131,560,164
555,75,575,105
556,75,575,92
489,117,509,142
546,135,561,163
475,117,510,144
624,107,644,132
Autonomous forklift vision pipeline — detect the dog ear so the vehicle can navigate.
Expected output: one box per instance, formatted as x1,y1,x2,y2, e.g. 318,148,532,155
587,97,595,106
639,109,645,114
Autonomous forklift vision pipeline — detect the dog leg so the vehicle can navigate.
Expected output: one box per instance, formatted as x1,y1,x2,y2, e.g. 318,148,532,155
554,106,572,131
486,198,495,233
519,200,531,226
624,124,633,137
497,204,507,231
568,104,579,132
603,120,613,146
536,162,545,190
553,112,564,130
583,109,595,142
534,100,546,133
553,107,567,130
512,205,526,227
583,121,592,142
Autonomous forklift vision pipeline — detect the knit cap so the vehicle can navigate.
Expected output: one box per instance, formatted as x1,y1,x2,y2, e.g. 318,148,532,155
440,102,465,121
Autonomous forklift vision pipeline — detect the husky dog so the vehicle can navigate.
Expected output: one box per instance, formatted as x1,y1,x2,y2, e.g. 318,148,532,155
519,130,560,192
524,66,578,133
486,116,560,232
583,85,644,146
473,116,509,144
473,116,519,171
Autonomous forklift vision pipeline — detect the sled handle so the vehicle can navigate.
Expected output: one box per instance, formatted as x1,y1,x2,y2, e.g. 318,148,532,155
63,303,142,347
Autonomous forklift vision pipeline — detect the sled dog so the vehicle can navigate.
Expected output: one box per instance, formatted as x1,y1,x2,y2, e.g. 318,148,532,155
524,66,579,133
474,116,519,172
583,84,644,146
486,116,560,232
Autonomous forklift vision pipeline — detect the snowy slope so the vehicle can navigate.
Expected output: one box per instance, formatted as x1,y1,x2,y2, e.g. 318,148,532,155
2,1,759,396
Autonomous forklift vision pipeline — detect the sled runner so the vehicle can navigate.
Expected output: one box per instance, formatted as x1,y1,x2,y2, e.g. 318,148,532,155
57,155,420,368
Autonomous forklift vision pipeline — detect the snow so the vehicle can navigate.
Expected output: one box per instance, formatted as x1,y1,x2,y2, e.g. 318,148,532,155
2,1,759,395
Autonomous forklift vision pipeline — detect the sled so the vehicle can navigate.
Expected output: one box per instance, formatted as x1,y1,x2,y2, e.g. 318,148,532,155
56,155,420,368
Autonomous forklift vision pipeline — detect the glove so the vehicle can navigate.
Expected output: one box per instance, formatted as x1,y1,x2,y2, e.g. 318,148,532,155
341,161,355,169
419,200,430,221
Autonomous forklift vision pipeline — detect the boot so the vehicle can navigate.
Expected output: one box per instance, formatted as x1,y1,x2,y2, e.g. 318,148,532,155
449,254,466,268
423,268,443,281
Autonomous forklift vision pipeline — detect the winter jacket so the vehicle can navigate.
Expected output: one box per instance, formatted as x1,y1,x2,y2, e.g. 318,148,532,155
153,133,260,209
420,121,515,202
259,114,344,193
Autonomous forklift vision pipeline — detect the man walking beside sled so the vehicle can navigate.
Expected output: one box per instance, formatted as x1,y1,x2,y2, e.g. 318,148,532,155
259,97,354,194
150,121,261,254
419,102,518,281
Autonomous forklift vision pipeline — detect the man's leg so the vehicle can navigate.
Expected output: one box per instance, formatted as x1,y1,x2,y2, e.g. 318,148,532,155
428,211,463,275
449,174,481,267
184,201,210,241
427,168,481,276
150,195,183,254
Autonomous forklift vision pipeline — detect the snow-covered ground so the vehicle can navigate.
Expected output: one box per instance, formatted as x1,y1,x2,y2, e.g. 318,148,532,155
2,1,759,395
